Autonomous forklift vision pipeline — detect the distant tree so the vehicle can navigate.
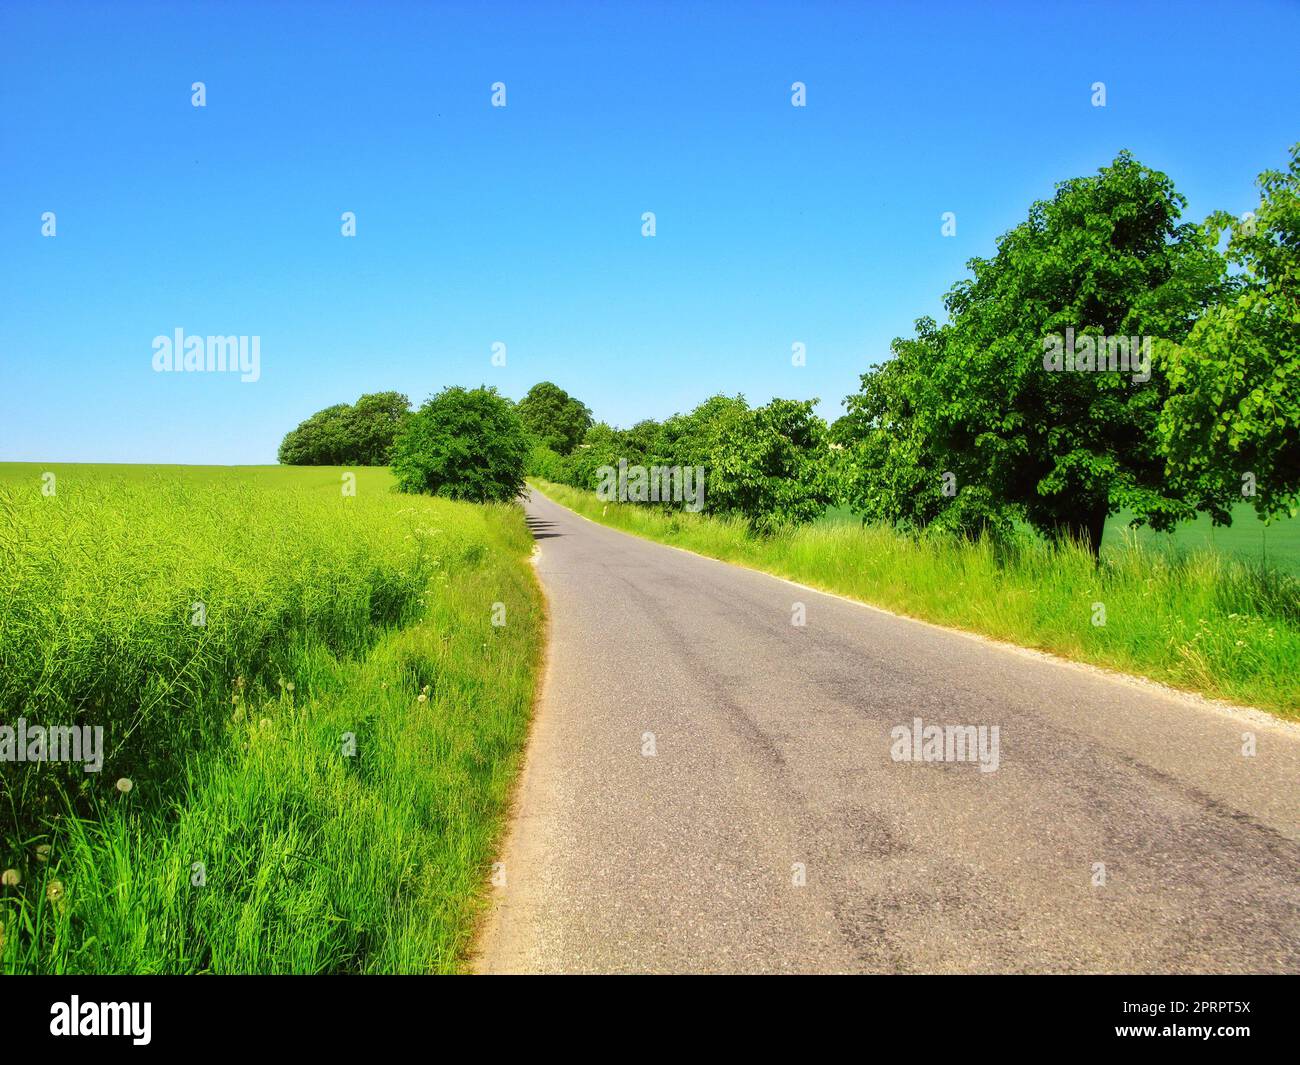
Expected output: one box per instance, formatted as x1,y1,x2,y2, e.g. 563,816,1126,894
277,403,353,465
517,382,593,455
709,398,834,532
567,423,626,492
1161,144,1300,524
657,395,749,471
278,393,411,466
391,386,529,502
621,418,663,458
526,443,573,483
347,391,413,465
841,151,1228,555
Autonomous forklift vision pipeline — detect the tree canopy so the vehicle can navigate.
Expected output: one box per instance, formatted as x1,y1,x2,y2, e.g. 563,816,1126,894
278,391,411,466
391,386,529,502
841,151,1229,554
1161,143,1300,524
516,382,593,455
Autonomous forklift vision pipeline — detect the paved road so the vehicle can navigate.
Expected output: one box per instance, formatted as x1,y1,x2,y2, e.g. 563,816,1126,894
474,489,1300,974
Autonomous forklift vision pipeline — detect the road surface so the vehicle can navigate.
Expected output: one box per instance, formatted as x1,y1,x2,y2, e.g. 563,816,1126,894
474,489,1300,973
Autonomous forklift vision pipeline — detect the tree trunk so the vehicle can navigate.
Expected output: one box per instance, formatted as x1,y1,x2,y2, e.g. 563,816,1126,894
1055,505,1108,561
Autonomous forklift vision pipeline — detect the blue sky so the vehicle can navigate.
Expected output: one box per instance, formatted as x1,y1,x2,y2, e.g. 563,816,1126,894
1,0,1297,464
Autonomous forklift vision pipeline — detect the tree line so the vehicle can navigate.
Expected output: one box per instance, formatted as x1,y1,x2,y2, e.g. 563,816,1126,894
279,145,1298,555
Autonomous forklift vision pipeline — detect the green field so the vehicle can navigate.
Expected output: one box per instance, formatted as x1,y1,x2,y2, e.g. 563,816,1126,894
536,479,1300,717
0,463,542,973
0,461,400,493
819,502,1300,575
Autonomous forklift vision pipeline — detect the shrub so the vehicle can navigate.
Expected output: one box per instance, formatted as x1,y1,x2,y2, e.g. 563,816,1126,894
526,444,572,483
392,386,529,502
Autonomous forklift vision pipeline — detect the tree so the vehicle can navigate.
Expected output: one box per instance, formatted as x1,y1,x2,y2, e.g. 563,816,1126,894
277,403,353,465
657,394,749,472
709,398,834,532
837,322,1019,541
391,386,529,502
516,382,593,455
347,391,413,466
526,443,574,484
1161,144,1300,524
621,419,664,459
278,393,411,465
567,422,631,492
841,151,1227,555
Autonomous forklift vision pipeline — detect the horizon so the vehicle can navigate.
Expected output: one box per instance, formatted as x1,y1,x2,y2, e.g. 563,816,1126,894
2,0,1298,463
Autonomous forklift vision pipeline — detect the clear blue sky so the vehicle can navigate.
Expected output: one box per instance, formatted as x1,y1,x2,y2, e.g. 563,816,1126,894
2,0,1297,464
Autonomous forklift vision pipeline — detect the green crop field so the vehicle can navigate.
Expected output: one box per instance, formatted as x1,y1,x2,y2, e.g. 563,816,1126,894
819,501,1300,575
0,463,542,973
536,480,1300,717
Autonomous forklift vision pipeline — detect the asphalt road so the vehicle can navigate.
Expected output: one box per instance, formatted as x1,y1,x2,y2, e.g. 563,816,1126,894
474,489,1300,974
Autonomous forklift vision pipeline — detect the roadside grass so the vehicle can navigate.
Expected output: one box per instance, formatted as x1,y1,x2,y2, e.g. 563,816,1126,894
532,480,1300,718
0,465,542,973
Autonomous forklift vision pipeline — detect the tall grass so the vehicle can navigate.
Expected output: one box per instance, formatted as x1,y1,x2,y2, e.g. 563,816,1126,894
532,480,1300,717
0,467,542,972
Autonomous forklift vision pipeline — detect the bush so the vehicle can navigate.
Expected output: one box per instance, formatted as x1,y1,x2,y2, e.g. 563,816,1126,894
526,444,573,483
392,386,529,502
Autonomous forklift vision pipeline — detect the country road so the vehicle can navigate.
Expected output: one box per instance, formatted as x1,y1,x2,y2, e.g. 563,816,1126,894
474,489,1300,974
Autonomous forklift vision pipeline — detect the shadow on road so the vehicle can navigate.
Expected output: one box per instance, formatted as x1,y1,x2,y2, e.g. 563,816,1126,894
525,516,562,540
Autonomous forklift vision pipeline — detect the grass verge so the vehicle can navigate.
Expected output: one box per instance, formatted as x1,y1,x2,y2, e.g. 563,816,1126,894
0,466,542,973
531,479,1299,718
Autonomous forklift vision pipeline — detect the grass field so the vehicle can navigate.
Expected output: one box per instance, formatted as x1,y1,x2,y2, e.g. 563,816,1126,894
0,463,542,973
534,480,1300,718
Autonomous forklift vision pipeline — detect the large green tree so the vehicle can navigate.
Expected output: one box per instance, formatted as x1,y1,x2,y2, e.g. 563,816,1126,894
391,386,529,502
1161,144,1300,524
842,151,1227,554
516,382,593,455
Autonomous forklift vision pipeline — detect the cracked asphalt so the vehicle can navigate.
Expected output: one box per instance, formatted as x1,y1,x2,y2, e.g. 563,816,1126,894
473,489,1300,974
